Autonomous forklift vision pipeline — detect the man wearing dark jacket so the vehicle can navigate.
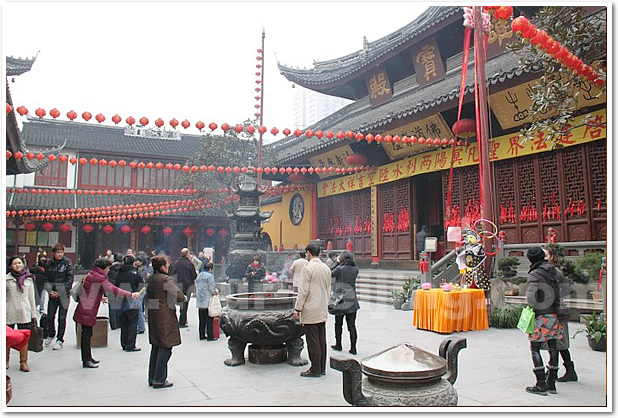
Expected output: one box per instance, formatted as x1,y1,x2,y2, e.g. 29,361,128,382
115,255,142,351
44,243,74,350
172,248,197,328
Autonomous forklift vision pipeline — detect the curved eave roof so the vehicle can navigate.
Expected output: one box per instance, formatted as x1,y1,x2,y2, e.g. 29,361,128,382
6,56,37,77
270,51,537,164
277,6,460,88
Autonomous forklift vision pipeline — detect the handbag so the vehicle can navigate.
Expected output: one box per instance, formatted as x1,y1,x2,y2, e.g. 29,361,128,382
328,289,347,315
208,294,223,317
70,277,84,303
517,306,536,334
28,319,44,353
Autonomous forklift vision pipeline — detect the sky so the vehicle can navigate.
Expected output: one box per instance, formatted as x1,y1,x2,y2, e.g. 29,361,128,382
3,1,429,144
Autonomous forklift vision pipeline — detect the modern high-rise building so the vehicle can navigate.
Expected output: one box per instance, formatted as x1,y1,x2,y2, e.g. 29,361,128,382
293,87,351,129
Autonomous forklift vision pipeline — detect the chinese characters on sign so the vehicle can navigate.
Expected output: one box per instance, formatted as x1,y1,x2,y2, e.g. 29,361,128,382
410,37,445,88
486,15,516,59
365,65,393,107
317,109,606,198
308,145,355,179
382,113,454,160
490,76,606,129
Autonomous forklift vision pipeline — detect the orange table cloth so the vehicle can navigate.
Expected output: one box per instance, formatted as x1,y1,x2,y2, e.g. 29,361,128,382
413,288,489,333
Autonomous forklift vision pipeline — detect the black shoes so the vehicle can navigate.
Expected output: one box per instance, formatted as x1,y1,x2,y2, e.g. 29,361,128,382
300,370,321,378
525,384,548,396
125,347,142,352
331,345,342,351
349,348,357,355
83,361,99,368
90,358,100,364
153,380,173,389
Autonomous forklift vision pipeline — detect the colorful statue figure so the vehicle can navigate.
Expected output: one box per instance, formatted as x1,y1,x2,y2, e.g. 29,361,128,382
462,229,491,290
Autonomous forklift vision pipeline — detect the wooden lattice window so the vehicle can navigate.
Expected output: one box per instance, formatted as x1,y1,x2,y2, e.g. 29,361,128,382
562,147,586,202
34,158,68,187
517,156,537,208
588,140,607,207
539,153,561,208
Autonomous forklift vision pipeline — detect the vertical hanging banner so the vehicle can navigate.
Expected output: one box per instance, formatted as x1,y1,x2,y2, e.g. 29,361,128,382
365,64,393,107
410,37,446,88
370,186,378,257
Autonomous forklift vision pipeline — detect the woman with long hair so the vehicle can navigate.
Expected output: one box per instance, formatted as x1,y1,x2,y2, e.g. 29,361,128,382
6,255,38,372
329,250,360,355
146,255,185,388
73,258,139,368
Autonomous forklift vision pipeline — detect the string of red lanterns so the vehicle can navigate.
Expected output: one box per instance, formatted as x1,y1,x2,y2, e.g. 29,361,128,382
6,106,468,147
4,150,374,177
511,16,605,87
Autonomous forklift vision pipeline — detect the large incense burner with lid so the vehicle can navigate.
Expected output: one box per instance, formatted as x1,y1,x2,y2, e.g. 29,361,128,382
330,337,466,406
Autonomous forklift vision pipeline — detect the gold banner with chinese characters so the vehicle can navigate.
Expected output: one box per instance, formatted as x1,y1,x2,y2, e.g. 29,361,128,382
308,145,355,179
383,113,454,160
317,109,606,198
490,76,606,129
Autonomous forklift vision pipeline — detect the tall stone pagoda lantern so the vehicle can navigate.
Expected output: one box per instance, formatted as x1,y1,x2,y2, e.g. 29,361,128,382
226,175,273,267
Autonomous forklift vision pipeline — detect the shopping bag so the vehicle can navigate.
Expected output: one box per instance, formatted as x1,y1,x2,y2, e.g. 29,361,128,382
28,319,44,353
208,295,223,317
70,277,84,303
517,306,536,334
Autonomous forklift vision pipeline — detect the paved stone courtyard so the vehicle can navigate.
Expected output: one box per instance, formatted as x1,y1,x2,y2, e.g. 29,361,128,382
5,298,608,411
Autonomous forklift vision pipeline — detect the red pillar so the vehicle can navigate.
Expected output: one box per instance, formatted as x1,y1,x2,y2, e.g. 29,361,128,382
311,186,318,240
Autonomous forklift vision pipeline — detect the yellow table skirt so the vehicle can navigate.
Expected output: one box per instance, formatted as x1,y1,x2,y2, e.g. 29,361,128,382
413,288,489,333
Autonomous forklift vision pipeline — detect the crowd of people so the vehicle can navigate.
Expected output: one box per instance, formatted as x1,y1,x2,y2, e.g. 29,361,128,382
6,238,578,391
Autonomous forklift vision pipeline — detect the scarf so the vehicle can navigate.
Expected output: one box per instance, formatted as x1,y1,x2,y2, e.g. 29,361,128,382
11,268,34,292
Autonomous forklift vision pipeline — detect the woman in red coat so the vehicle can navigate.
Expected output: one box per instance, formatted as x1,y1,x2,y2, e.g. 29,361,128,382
73,258,139,368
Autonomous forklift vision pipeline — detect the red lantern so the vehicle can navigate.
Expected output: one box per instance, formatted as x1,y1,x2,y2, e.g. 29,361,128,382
452,118,476,139
182,227,194,237
42,222,54,232
196,121,205,131
102,225,114,234
126,116,136,126
205,227,216,237
24,222,36,231
221,123,230,131
283,128,291,136
270,127,279,135
16,105,28,116
49,108,60,118
162,226,173,236
35,108,46,118
346,153,367,165
111,114,122,124
218,228,229,237
180,119,190,129
60,223,71,233
6,104,13,115
82,224,94,234
95,113,105,123
82,111,92,121
139,116,149,126
140,225,151,234
120,225,131,234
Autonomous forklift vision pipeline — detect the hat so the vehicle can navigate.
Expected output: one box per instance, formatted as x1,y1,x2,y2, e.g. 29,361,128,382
526,247,545,264
136,255,149,265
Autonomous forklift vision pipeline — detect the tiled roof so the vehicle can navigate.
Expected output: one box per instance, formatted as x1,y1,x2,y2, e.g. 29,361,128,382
21,118,204,160
277,6,460,88
6,56,37,77
6,191,223,218
270,50,530,163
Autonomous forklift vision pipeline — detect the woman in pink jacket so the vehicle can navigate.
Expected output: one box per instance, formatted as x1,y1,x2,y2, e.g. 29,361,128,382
73,258,139,368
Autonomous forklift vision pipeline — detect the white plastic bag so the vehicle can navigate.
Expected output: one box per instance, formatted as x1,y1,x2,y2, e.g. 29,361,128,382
208,294,222,317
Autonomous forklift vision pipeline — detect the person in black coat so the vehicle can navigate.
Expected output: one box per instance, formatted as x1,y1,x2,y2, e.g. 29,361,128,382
525,246,562,396
171,248,197,328
244,256,265,293
225,261,246,294
115,255,142,351
107,253,124,330
43,243,74,350
329,250,361,355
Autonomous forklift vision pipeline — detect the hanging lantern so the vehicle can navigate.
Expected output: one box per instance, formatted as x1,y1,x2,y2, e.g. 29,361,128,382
346,153,368,165
218,228,229,237
120,225,131,234
452,118,476,139
35,108,46,118
205,227,216,237
182,227,194,237
126,116,136,126
95,113,105,123
49,108,60,118
42,222,54,232
162,226,173,237
82,111,92,121
6,104,13,115
59,223,71,233
111,114,122,124
196,121,205,131
82,224,94,234
24,222,36,231
102,225,114,234
139,116,149,126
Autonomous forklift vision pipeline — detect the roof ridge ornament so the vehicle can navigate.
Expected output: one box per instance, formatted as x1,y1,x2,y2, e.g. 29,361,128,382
360,36,369,59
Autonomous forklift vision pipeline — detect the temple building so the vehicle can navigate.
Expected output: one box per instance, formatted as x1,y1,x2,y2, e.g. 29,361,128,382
262,6,607,268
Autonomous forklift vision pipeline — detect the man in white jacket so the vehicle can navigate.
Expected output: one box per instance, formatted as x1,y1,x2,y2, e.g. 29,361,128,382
293,243,331,378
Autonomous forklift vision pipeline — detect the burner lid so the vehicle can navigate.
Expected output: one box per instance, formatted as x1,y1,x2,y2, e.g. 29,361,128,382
361,342,446,382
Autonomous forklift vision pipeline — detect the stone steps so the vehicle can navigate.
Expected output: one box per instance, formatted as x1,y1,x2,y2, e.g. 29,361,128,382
355,269,419,305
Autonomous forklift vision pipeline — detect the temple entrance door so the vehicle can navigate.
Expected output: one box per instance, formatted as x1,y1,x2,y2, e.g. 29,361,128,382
414,173,444,259
81,230,96,269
